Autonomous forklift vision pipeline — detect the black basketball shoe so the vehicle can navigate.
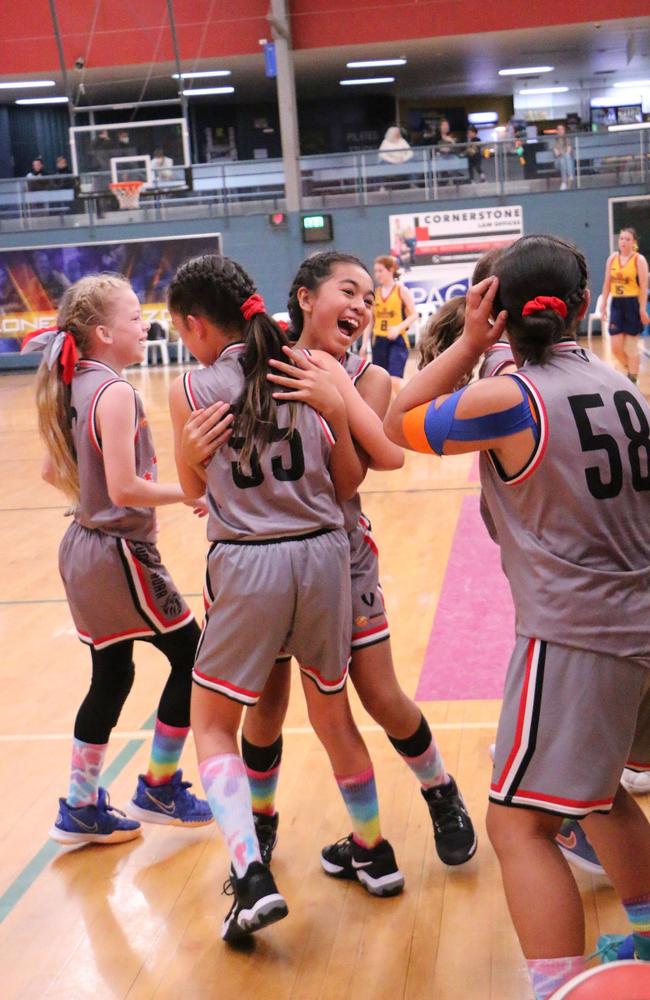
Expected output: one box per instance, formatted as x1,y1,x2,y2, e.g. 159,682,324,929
320,835,404,896
253,811,279,865
421,775,477,866
221,861,288,943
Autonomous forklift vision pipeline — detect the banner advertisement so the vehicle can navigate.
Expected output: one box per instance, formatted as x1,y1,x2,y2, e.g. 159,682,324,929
389,206,524,317
0,234,222,350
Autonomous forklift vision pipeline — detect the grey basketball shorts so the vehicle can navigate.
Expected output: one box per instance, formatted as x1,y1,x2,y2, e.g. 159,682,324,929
490,636,650,817
349,515,390,650
59,521,193,649
193,528,352,705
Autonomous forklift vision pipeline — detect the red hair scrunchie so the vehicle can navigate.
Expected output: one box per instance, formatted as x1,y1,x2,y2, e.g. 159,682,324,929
240,293,266,321
522,296,567,319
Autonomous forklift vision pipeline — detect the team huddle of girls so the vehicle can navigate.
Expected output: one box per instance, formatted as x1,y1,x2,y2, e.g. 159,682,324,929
27,230,650,998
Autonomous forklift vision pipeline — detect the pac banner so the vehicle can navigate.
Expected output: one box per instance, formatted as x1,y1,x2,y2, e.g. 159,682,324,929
389,206,523,315
0,233,222,350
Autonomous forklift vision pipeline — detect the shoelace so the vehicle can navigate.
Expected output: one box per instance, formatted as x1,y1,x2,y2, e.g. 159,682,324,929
587,934,634,964
431,795,469,834
101,791,129,819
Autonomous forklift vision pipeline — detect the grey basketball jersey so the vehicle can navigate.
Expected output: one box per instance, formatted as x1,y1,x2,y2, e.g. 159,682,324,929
70,359,157,542
183,342,343,542
478,341,515,379
339,351,372,533
480,341,650,662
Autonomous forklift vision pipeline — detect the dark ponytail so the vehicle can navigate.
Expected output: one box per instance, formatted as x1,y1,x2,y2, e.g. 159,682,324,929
287,251,371,336
493,235,588,364
168,253,294,465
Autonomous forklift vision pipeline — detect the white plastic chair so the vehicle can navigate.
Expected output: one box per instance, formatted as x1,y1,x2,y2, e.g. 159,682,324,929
141,338,170,366
175,339,192,364
587,294,610,348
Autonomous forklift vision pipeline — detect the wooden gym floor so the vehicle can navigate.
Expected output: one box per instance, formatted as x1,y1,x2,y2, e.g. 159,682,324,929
0,341,648,1000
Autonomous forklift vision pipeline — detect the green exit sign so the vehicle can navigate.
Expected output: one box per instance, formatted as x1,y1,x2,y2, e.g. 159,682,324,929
301,213,334,243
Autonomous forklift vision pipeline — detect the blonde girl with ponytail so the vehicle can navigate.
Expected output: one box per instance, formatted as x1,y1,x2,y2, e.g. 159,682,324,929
25,273,213,848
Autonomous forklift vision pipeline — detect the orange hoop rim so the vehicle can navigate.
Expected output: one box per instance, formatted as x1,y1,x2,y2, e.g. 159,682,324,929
109,181,145,192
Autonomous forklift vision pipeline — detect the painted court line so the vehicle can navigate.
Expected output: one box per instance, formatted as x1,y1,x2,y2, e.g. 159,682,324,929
416,492,515,701
0,721,499,743
0,730,148,925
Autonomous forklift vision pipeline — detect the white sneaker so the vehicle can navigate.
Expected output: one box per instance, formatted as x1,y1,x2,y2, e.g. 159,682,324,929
560,182,567,191
621,768,650,795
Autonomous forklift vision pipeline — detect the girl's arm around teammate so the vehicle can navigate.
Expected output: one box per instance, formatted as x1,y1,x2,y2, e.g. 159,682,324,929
269,347,404,471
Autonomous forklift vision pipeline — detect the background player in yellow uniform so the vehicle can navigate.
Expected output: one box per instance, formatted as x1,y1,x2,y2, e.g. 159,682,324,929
371,255,418,394
601,227,649,383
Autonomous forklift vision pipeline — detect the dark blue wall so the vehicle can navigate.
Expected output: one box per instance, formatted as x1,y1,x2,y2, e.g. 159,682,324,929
1,184,645,315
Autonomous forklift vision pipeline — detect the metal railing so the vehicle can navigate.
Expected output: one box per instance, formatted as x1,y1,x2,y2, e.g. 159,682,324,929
0,128,647,233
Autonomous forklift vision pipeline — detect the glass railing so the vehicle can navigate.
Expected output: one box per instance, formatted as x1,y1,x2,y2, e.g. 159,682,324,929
0,129,647,233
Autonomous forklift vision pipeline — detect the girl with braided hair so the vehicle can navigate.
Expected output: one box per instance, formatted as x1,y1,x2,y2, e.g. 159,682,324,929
386,234,650,999
168,253,405,945
23,274,213,847
220,251,476,879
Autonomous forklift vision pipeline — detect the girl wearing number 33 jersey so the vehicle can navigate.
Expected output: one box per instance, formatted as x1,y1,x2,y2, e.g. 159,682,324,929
168,254,404,945
385,234,650,1000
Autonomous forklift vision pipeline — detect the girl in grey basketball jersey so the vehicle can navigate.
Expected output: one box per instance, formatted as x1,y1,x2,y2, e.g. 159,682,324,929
386,235,650,998
221,252,477,874
168,254,405,945
25,274,212,848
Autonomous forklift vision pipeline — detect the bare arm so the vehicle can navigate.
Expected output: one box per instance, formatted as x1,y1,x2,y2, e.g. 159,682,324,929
637,254,649,326
388,285,418,340
601,254,614,319
97,381,190,508
385,276,507,447
41,452,64,492
269,348,404,471
169,377,209,500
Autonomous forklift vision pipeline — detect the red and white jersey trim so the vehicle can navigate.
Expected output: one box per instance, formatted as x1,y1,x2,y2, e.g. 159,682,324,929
487,372,548,486
118,538,194,634
192,667,260,706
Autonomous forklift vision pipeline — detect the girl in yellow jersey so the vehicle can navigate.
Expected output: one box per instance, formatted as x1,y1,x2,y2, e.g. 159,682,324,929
370,256,418,393
601,228,649,383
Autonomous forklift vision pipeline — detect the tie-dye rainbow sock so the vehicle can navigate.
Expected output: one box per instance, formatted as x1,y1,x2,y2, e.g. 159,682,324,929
335,766,382,849
199,753,261,878
242,734,282,816
526,956,585,1000
624,891,650,960
388,713,448,789
144,719,189,786
67,738,108,807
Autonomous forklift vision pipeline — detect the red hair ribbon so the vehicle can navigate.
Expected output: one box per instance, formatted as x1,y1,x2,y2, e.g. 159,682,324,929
59,332,79,384
240,293,266,321
522,296,567,319
20,325,59,350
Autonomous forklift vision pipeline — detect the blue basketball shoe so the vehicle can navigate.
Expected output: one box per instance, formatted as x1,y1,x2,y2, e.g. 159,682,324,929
555,819,606,877
593,933,636,963
125,770,214,827
50,787,141,845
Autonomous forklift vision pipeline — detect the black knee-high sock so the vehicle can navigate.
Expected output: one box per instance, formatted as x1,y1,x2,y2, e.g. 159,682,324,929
241,734,283,815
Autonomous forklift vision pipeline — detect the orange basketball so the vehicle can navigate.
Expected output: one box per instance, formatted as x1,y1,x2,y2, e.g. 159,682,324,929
551,961,650,999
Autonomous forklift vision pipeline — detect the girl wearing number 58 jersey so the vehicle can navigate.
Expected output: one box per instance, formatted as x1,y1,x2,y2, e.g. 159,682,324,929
168,254,405,945
385,235,650,1000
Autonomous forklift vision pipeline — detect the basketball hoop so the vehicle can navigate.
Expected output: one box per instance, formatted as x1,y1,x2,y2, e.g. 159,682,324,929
109,180,144,209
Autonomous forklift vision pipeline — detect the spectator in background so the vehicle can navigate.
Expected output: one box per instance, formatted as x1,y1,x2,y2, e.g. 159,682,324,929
465,124,486,183
378,126,414,164
553,123,575,190
152,147,174,182
436,118,456,154
55,155,70,174
27,157,46,178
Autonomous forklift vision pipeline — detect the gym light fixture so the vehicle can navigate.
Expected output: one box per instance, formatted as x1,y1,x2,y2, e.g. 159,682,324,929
0,80,55,89
15,96,69,104
518,86,569,94
499,66,554,76
612,79,650,88
181,87,235,96
346,59,406,68
340,77,395,86
172,70,231,79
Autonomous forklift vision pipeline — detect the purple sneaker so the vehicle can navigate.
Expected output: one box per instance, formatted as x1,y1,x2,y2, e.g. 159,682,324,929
555,818,606,877
125,770,213,827
50,787,141,846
